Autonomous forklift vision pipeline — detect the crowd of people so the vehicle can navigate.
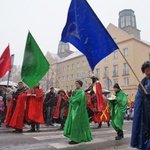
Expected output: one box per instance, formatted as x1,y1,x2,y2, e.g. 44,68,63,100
0,76,131,144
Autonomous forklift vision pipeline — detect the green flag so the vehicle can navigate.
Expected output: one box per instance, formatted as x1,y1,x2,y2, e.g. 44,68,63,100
21,32,50,88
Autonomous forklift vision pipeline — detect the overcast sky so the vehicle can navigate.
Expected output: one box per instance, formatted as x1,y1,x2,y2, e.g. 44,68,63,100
0,0,149,66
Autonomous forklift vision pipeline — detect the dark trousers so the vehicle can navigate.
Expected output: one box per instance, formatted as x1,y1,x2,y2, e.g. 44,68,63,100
46,106,55,125
61,116,67,128
0,113,2,124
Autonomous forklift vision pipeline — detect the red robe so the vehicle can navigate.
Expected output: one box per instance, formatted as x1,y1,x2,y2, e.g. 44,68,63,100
93,81,106,111
86,93,94,111
99,103,110,122
4,93,27,129
53,95,68,119
4,98,14,126
25,87,44,124
93,96,110,123
99,96,110,122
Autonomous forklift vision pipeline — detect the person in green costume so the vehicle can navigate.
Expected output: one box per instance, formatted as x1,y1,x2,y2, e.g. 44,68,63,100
108,83,128,140
64,80,93,144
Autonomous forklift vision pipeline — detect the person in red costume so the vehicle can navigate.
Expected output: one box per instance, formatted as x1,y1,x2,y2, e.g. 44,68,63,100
97,93,110,128
4,81,27,133
91,76,107,126
25,83,44,132
53,90,68,130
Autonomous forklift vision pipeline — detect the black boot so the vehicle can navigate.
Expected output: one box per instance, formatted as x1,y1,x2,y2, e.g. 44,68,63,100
28,123,36,132
98,122,102,128
115,130,124,140
36,123,40,132
107,121,110,127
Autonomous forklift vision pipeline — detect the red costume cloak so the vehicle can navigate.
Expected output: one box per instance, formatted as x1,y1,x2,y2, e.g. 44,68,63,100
93,81,106,111
25,87,44,124
4,93,27,129
53,95,68,119
4,98,14,126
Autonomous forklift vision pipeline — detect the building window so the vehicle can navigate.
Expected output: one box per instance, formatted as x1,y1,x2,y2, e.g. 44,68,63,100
124,77,129,86
126,16,131,26
113,51,118,59
88,71,92,77
104,67,108,77
77,73,80,79
66,75,69,81
123,48,128,56
82,61,86,67
95,68,100,78
123,63,129,75
120,16,125,28
71,64,74,70
113,79,118,84
67,65,69,71
104,56,108,61
77,62,80,69
131,16,135,27
71,74,74,80
113,65,118,76
63,67,65,72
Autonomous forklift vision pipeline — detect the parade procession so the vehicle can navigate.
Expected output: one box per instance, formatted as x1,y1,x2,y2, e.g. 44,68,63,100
1,0,150,150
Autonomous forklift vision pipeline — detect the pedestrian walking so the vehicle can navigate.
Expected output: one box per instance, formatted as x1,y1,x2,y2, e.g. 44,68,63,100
107,83,128,140
25,83,44,132
64,80,92,144
4,81,26,133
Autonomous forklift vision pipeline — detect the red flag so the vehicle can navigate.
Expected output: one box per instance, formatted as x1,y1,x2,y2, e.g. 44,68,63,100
0,45,12,78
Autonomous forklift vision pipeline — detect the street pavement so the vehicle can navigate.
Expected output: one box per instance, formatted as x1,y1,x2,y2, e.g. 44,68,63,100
0,120,136,150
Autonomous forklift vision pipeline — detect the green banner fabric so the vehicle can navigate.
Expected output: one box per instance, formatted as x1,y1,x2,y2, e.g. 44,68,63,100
21,32,50,88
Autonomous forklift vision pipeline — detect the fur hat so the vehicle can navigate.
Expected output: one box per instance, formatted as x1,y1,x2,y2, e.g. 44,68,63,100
58,89,66,95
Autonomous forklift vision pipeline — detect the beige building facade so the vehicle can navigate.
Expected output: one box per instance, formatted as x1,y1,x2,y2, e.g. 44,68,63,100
44,9,150,99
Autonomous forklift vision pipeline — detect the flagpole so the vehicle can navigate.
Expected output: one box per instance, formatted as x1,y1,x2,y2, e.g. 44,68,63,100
6,71,11,88
118,49,147,94
7,54,14,88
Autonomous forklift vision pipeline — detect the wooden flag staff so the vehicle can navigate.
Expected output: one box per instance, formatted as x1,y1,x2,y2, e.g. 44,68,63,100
118,49,147,94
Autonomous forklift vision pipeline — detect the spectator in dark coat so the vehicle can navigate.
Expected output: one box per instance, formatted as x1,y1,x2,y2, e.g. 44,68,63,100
44,87,57,126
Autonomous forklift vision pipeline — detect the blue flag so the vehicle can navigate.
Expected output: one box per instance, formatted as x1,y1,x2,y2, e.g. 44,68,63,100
61,0,118,71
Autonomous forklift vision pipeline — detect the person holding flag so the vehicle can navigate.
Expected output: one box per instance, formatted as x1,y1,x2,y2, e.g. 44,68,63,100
131,61,150,149
20,31,49,132
89,76,107,125
4,81,26,133
25,83,44,132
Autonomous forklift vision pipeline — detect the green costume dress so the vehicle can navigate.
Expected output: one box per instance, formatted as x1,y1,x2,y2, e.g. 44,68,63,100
108,90,127,132
64,88,92,143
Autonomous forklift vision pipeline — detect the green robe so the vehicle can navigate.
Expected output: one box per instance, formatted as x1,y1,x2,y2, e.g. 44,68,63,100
108,90,127,132
64,88,92,143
